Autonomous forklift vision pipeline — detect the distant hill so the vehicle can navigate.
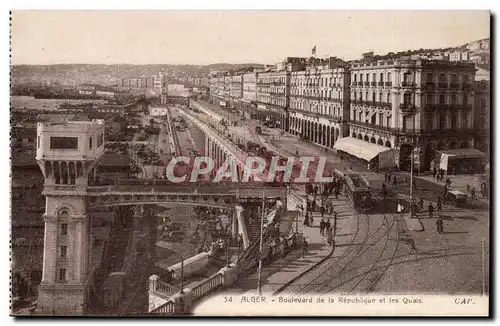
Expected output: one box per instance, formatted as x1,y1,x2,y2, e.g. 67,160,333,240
11,63,265,87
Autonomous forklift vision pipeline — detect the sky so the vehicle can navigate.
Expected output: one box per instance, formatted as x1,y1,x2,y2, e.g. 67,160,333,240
10,10,490,65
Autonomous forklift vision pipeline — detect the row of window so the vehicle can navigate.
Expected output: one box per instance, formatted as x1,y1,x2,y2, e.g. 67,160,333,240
350,109,471,130
290,77,344,87
58,222,68,281
290,101,343,117
351,91,470,106
290,89,343,99
353,72,392,83
352,71,471,84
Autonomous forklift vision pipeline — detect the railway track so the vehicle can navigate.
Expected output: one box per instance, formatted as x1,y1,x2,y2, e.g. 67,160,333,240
166,107,183,156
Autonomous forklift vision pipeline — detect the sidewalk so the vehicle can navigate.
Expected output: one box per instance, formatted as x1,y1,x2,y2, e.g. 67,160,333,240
228,193,356,295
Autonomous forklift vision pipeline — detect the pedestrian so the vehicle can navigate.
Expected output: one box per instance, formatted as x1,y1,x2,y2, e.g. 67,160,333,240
433,167,437,179
320,219,326,236
428,203,434,219
302,238,309,257
437,197,443,212
311,200,316,212
303,210,310,226
393,175,397,185
320,205,325,218
397,200,404,218
327,231,334,246
325,219,332,236
418,197,424,211
436,217,444,234
471,187,476,199
466,184,471,194
335,188,339,200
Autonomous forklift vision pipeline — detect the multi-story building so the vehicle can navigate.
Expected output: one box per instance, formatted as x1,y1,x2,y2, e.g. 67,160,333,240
207,55,487,172
473,80,489,154
347,58,477,171
229,75,243,109
209,74,227,106
450,51,470,62
121,77,150,89
256,68,289,130
224,76,232,105
288,57,350,148
242,72,258,116
152,72,167,94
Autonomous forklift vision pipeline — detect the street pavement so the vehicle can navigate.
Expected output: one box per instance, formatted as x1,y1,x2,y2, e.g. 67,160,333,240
194,100,490,295
226,192,356,295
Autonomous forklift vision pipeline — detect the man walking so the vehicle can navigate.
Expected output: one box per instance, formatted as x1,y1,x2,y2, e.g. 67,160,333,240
325,219,332,237
303,210,310,227
320,219,325,236
302,238,309,257
436,217,444,234
428,202,434,219
397,200,405,218
437,197,443,212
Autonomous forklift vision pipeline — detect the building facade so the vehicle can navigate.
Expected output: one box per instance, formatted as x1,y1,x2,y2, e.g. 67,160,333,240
229,75,243,109
256,70,289,130
349,59,477,171
207,57,484,171
288,58,350,148
473,80,490,154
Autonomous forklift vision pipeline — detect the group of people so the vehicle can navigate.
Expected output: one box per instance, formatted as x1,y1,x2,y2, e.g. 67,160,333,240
433,167,447,182
397,195,445,234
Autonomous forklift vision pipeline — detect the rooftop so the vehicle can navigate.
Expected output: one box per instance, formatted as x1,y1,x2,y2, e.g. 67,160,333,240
98,153,132,168
11,127,36,139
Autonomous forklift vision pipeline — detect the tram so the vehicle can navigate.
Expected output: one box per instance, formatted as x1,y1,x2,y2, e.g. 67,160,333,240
342,172,373,212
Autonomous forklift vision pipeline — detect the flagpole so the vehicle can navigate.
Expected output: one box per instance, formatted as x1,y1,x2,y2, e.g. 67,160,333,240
257,189,265,295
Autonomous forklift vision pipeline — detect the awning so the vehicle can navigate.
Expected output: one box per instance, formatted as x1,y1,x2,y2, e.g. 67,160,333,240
334,137,395,164
437,148,487,171
436,148,487,158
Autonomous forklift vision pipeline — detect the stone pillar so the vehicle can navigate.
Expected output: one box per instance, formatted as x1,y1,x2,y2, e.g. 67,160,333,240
37,209,90,315
149,274,159,292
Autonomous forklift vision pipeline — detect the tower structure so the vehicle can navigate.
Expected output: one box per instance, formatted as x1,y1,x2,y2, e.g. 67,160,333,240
35,119,105,314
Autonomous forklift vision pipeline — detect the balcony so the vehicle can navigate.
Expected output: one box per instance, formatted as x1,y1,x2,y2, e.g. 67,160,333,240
364,82,370,86
399,103,417,115
401,82,416,88
357,82,363,86
424,83,435,89
438,82,448,89
350,120,425,136
377,81,384,86
336,84,342,88
450,83,460,89
370,81,377,86
385,82,392,87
